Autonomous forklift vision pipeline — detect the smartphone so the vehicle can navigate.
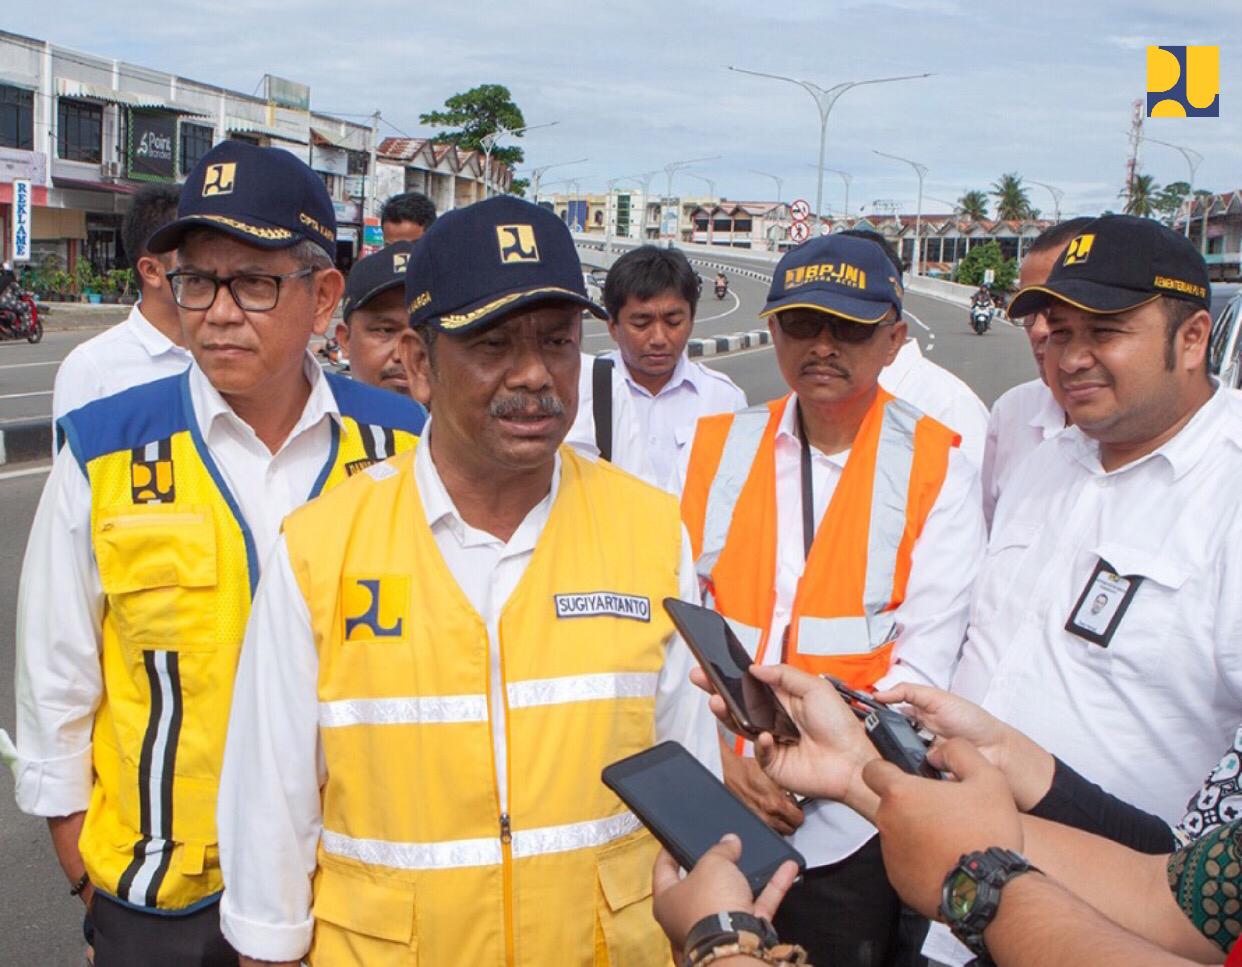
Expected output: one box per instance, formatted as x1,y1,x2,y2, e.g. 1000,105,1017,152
826,677,941,781
664,598,799,743
602,741,806,896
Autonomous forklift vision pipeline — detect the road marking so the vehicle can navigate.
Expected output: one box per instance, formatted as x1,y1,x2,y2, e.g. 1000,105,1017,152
0,463,51,481
0,360,59,371
0,390,52,400
696,289,742,323
905,309,935,353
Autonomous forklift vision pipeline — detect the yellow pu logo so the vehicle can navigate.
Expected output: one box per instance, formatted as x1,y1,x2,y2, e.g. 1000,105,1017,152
1063,234,1095,266
497,224,540,264
343,576,409,642
392,252,409,273
1147,46,1219,117
202,163,237,197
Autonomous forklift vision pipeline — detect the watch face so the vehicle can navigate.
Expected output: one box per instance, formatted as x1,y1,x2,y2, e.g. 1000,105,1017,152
946,871,978,920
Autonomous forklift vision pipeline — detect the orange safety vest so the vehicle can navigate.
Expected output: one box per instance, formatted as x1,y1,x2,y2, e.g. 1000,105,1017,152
682,389,958,692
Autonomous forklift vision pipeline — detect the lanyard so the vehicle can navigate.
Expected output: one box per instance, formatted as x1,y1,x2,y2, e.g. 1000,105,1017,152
796,402,814,561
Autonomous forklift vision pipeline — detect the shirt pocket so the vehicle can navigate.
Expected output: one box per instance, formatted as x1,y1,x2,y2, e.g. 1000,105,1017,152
94,505,219,651
972,521,1040,625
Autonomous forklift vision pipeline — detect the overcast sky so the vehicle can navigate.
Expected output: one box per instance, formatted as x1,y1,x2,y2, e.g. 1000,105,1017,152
9,0,1239,217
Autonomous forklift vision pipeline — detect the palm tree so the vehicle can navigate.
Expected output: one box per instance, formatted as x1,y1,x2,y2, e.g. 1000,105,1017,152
956,190,989,221
1123,174,1161,218
991,173,1033,221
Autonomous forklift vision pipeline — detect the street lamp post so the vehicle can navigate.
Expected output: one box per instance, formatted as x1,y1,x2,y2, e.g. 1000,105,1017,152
529,157,587,207
1027,179,1064,223
873,149,928,276
684,173,719,246
633,170,660,241
658,157,720,245
824,169,853,222
480,121,558,198
728,65,931,226
1140,135,1204,243
752,170,786,251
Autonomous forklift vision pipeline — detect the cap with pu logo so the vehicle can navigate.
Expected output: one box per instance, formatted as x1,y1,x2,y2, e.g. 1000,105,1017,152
342,242,415,321
761,233,904,324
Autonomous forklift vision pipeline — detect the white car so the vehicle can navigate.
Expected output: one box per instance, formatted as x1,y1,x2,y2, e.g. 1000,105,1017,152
1208,285,1242,389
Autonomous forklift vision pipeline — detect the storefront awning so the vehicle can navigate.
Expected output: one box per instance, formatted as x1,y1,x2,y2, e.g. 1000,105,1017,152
56,78,208,116
225,116,308,144
310,126,355,149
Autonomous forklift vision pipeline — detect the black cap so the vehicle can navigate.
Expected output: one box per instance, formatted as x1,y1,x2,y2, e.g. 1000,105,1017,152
148,141,337,258
342,242,415,321
404,195,605,333
761,233,903,323
1009,214,1210,317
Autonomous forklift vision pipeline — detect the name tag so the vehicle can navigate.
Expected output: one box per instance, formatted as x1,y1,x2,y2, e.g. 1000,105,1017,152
554,592,651,622
1064,558,1143,647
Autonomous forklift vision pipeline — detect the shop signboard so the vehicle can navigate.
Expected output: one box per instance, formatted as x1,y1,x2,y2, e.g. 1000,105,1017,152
128,111,177,181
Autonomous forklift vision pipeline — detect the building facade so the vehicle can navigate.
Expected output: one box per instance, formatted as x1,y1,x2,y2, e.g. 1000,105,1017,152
374,137,512,219
1179,191,1242,281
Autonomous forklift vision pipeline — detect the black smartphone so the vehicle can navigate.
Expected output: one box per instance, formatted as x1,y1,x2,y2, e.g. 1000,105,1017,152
826,677,941,781
664,597,800,743
601,741,806,896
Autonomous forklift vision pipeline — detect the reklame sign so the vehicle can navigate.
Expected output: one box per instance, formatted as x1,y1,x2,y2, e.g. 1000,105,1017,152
129,111,177,181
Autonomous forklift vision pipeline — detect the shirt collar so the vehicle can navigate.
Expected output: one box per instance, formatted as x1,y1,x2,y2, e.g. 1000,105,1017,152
127,303,187,358
609,350,696,399
774,393,850,468
882,338,922,385
1028,381,1069,440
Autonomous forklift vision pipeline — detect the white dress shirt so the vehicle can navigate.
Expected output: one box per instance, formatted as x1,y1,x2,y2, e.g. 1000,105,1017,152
13,354,341,818
603,350,747,492
51,303,192,427
980,377,1067,528
566,351,653,483
217,427,721,961
954,386,1242,824
762,394,986,869
879,339,989,468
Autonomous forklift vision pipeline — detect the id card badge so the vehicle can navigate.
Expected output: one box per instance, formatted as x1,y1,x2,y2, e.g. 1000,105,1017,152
1064,558,1143,647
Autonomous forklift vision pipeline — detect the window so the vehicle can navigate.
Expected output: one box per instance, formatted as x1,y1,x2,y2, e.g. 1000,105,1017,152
734,219,753,233
180,123,214,175
347,150,368,176
57,98,103,162
0,85,33,150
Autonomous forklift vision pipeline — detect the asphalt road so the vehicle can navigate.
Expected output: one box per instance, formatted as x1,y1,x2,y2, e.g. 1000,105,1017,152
0,269,1037,964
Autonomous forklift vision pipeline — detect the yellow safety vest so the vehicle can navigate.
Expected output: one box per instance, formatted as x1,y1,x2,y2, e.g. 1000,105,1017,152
282,443,681,967
57,368,424,912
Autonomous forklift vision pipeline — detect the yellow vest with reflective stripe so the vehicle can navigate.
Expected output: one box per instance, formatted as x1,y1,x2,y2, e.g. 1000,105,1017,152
282,443,680,967
58,369,424,912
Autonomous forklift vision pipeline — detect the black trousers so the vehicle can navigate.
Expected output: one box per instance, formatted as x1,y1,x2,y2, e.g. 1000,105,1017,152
92,894,238,967
772,835,905,967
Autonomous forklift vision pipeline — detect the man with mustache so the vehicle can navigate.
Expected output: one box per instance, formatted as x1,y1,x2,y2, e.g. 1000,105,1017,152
334,241,416,396
980,217,1093,526
216,196,718,966
12,141,425,966
947,215,1242,958
681,233,985,967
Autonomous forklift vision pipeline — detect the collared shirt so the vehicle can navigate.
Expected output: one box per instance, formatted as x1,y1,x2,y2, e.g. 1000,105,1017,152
603,350,747,492
763,394,986,869
13,354,341,818
565,351,653,484
953,386,1242,825
879,339,989,468
981,377,1067,527
51,303,192,429
217,425,721,961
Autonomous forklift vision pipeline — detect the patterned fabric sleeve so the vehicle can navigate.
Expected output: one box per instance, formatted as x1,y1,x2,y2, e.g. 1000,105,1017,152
1177,726,1242,846
1167,819,1242,954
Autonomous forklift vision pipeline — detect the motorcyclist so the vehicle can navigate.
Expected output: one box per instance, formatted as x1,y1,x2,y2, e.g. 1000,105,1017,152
0,260,31,329
971,284,992,308
714,271,728,297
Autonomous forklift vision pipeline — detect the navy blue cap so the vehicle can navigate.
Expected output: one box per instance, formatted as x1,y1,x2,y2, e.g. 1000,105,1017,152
404,195,604,333
762,234,903,323
147,141,337,257
343,242,415,320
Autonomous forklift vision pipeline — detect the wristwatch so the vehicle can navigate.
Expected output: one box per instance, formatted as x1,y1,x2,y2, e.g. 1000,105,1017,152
940,847,1039,963
684,911,778,964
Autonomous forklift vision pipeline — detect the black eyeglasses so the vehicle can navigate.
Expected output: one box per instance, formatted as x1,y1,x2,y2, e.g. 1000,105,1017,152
166,267,315,311
776,312,892,344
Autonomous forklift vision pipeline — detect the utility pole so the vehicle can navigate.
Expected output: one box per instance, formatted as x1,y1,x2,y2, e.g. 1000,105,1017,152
873,149,928,276
1140,135,1203,239
1028,179,1064,223
480,121,558,198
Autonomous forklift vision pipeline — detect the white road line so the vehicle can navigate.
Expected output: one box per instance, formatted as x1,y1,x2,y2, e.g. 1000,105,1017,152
904,309,935,353
0,360,59,371
696,289,742,323
0,463,51,481
0,390,52,400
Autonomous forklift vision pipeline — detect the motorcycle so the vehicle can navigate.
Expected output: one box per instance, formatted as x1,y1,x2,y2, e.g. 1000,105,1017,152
0,290,42,344
714,281,728,300
969,303,993,335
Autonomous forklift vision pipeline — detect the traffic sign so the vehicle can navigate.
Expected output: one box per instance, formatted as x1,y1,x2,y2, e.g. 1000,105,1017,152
790,221,811,243
790,199,811,222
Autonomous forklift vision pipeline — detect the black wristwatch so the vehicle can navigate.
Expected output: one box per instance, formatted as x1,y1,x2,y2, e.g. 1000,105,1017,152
940,847,1039,963
684,911,778,964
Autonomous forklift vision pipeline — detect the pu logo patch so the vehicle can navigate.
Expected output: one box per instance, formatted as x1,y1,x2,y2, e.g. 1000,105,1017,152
1147,46,1219,118
1062,234,1095,266
554,592,651,622
130,440,175,503
497,224,540,264
343,576,408,641
393,252,409,273
202,163,237,197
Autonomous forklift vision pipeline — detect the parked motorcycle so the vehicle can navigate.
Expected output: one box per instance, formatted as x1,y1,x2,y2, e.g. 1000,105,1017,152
0,290,42,344
969,304,993,335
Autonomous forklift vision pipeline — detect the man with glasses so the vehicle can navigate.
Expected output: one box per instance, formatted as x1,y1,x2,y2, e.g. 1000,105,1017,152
12,141,425,966
681,233,986,967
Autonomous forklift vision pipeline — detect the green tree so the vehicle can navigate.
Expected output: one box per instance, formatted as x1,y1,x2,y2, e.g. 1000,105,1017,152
419,84,528,193
956,190,989,221
991,172,1033,221
1152,179,1190,226
953,240,1018,291
1122,173,1160,217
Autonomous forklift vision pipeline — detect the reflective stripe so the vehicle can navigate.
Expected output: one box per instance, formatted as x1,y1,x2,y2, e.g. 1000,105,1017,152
321,828,503,870
319,695,488,728
722,616,762,660
698,407,769,578
320,812,642,871
796,614,898,656
862,399,920,616
506,672,658,709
